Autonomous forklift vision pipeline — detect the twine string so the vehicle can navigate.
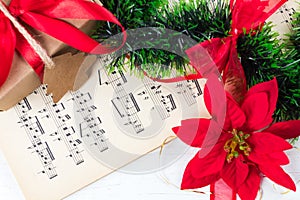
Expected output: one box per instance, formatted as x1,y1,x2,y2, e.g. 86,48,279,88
158,136,212,195
0,0,54,69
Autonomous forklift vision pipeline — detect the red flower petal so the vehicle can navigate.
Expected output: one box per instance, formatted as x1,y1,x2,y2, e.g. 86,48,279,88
248,132,292,154
187,142,227,179
225,93,246,130
204,83,212,114
181,167,220,189
241,78,278,131
237,166,261,200
211,178,236,200
259,164,296,191
242,93,271,131
249,151,290,166
265,120,300,139
172,119,224,148
221,155,249,190
204,85,246,131
268,152,290,165
172,119,210,147
204,76,227,123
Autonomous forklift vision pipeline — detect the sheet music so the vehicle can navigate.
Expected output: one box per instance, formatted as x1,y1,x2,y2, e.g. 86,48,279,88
0,55,210,200
267,0,298,38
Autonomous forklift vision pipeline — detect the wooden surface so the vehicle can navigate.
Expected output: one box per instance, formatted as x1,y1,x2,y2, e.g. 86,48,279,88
1,140,300,200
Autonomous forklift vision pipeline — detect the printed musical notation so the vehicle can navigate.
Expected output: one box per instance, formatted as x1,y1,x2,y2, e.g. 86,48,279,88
15,98,58,179
0,54,208,200
6,55,201,177
37,86,84,166
12,85,101,179
71,91,109,153
94,57,206,140
175,79,203,106
142,79,172,120
277,4,296,30
268,0,298,38
101,69,145,134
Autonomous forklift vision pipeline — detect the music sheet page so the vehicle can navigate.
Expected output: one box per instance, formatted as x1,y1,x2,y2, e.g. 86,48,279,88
0,56,209,200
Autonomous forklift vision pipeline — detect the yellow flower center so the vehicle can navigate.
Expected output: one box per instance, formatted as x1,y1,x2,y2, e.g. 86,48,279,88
224,129,251,163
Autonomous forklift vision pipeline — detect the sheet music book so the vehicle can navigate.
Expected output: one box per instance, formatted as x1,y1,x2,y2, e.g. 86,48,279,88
0,55,209,200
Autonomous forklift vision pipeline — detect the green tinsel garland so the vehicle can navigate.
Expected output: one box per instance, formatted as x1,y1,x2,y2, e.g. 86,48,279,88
237,9,300,121
94,0,231,75
94,0,299,121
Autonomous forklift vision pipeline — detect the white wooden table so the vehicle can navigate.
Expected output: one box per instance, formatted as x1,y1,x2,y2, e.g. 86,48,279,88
1,141,300,200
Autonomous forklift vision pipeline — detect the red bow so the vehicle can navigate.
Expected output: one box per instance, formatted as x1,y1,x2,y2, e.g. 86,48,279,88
186,0,286,102
0,0,126,87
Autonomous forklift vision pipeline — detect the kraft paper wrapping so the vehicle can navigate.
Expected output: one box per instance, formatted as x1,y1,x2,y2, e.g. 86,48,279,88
0,0,96,110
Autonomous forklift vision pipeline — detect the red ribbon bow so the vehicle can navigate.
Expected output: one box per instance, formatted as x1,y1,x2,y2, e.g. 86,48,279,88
0,0,126,87
186,0,286,102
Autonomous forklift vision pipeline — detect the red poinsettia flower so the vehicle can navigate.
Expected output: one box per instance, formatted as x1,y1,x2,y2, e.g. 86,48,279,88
173,78,300,200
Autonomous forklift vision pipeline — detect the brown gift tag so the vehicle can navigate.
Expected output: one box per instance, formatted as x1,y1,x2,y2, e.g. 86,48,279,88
44,53,96,103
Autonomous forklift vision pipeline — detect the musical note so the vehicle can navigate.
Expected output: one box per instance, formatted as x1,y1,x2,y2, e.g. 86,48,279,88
176,81,196,106
111,98,125,118
103,69,145,134
38,87,85,165
17,98,32,113
14,101,58,179
143,78,171,120
278,4,295,30
72,91,109,153
129,93,140,112
190,80,203,98
166,94,177,112
267,0,298,38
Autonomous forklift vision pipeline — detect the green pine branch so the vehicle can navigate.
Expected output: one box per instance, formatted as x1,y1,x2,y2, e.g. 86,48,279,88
237,22,299,121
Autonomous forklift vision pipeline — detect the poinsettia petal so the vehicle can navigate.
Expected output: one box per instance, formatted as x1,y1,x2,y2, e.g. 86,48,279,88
242,92,272,131
248,132,292,154
225,93,246,130
268,152,290,165
203,76,227,124
188,142,227,179
237,166,261,200
172,119,226,148
181,166,220,189
265,120,300,139
204,85,246,131
259,165,296,191
249,151,290,166
172,119,211,147
204,83,212,115
221,155,249,190
212,178,235,200
241,78,278,131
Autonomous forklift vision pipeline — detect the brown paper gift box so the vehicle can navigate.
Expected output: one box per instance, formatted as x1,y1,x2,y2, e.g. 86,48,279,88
0,0,96,111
